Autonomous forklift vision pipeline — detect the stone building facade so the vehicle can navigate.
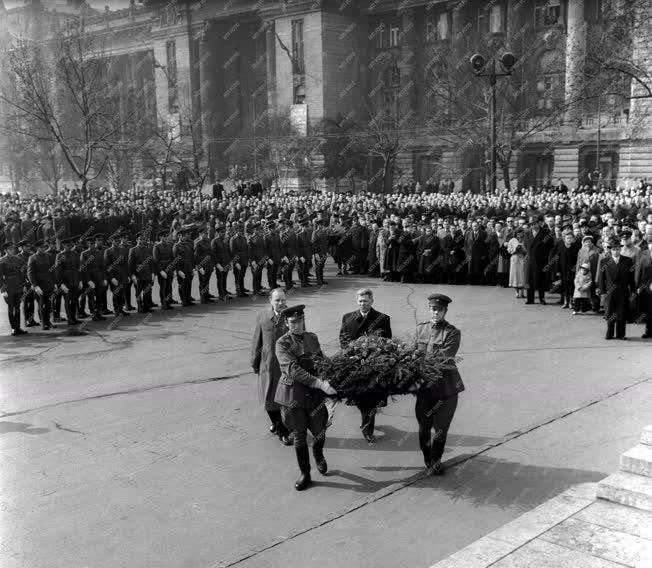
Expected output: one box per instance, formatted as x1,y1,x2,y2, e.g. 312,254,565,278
1,0,651,193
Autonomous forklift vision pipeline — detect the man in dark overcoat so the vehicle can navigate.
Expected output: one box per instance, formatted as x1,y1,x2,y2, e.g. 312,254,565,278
524,215,554,304
598,237,635,340
635,230,652,338
464,221,488,285
251,288,292,445
339,288,392,443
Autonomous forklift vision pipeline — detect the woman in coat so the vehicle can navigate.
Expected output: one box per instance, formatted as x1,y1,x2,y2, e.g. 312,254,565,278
251,289,293,445
376,219,391,280
507,228,526,297
383,222,401,281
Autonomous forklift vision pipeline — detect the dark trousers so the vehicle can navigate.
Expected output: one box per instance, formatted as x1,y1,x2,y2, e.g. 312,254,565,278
415,392,458,465
357,396,384,437
281,403,328,449
157,273,173,306
198,268,213,302
266,262,279,288
136,278,153,311
561,280,574,305
78,284,88,315
52,288,63,317
606,319,626,339
87,282,103,316
4,293,22,330
297,259,309,285
282,261,294,289
109,281,125,314
251,263,263,293
178,272,193,304
266,409,290,438
527,285,545,303
233,264,246,295
216,269,228,297
23,288,36,323
62,288,78,322
314,254,327,284
36,289,53,328
125,280,134,308
574,298,590,312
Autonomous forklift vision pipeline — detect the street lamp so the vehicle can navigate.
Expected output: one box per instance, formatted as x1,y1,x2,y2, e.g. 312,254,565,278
470,52,517,193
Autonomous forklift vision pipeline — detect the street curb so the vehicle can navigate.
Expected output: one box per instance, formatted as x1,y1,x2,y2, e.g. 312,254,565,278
427,483,597,568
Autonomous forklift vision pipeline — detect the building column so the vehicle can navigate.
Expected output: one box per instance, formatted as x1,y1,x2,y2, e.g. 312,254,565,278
563,0,586,125
398,8,417,124
198,25,216,177
265,21,277,118
551,146,580,186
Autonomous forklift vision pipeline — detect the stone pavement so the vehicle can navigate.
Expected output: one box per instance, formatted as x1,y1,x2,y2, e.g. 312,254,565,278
430,425,652,568
0,267,650,568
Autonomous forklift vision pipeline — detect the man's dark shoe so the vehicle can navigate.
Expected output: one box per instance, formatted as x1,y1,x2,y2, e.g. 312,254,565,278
363,434,377,444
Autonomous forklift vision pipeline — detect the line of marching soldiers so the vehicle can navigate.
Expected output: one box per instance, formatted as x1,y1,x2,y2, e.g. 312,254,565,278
0,215,333,336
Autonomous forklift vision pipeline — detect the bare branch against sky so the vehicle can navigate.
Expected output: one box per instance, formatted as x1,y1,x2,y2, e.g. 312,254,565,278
4,0,132,10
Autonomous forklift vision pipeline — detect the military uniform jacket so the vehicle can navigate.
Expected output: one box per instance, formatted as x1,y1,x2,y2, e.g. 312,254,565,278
211,237,231,267
274,331,325,409
229,235,249,266
247,234,266,263
128,245,154,280
0,254,24,295
80,247,104,284
280,229,297,259
172,242,194,274
194,238,215,270
55,250,81,287
311,228,329,256
104,246,129,283
264,231,282,262
153,242,175,274
416,319,465,399
27,251,56,291
297,229,313,259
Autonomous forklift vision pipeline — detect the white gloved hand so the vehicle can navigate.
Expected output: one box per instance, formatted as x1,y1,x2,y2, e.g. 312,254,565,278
178,270,186,279
60,284,69,294
131,275,137,284
198,267,205,275
235,263,241,270
317,379,336,395
111,278,118,287
251,261,257,269
87,281,95,290
160,271,168,279
282,256,288,263
78,281,83,290
34,286,43,295
1,290,8,299
102,280,108,287
216,264,224,273
268,259,274,265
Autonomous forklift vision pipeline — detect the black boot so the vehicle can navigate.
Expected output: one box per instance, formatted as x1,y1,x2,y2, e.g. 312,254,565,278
294,446,312,490
313,440,328,475
430,441,446,475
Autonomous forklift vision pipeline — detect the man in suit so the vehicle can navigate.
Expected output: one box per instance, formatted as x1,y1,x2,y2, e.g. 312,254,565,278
339,288,392,443
274,304,337,490
636,230,652,338
251,288,292,445
598,237,635,340
464,221,488,285
415,293,465,475
524,215,554,305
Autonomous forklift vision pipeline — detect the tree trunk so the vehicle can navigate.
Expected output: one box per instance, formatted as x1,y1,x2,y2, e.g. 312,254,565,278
382,157,394,194
500,160,511,192
81,178,88,201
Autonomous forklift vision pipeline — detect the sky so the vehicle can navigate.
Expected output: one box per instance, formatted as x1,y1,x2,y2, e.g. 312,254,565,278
4,1,134,11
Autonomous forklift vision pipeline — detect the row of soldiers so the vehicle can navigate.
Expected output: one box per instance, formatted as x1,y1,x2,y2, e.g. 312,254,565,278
0,216,334,336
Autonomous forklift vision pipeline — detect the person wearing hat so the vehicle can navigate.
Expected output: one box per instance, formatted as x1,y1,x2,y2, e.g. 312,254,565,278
279,219,297,291
194,227,215,304
274,304,337,490
73,235,91,318
598,237,635,340
173,228,195,306
575,234,601,311
247,223,266,296
339,288,393,443
211,225,232,301
80,235,108,321
55,237,83,324
94,234,113,316
153,231,175,309
295,217,313,287
128,232,155,313
0,241,28,335
552,230,580,309
118,234,137,311
45,238,64,323
27,240,57,330
635,228,652,338
311,217,330,286
251,288,293,446
523,215,554,304
16,239,38,326
104,234,130,318
263,221,282,290
415,293,465,475
572,262,593,314
229,222,250,298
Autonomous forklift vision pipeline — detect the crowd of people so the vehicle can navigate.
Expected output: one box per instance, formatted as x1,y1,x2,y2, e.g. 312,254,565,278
1,178,651,339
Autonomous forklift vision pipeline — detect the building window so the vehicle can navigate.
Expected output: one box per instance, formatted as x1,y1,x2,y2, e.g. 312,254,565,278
291,19,305,74
426,12,449,42
535,0,562,27
489,4,503,34
380,66,400,120
536,74,560,111
585,0,604,22
389,23,400,47
165,40,178,113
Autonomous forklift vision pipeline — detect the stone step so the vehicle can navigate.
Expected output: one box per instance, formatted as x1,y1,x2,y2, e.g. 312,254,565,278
597,471,652,512
641,425,652,446
621,444,652,477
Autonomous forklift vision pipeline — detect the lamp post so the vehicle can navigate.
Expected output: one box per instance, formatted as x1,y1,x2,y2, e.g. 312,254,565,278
252,93,258,178
470,52,517,193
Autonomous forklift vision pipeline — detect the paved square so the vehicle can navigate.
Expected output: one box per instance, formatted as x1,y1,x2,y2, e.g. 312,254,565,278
1,268,650,568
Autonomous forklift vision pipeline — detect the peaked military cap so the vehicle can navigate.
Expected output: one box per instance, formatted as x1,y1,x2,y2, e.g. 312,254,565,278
282,304,305,320
427,293,452,307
